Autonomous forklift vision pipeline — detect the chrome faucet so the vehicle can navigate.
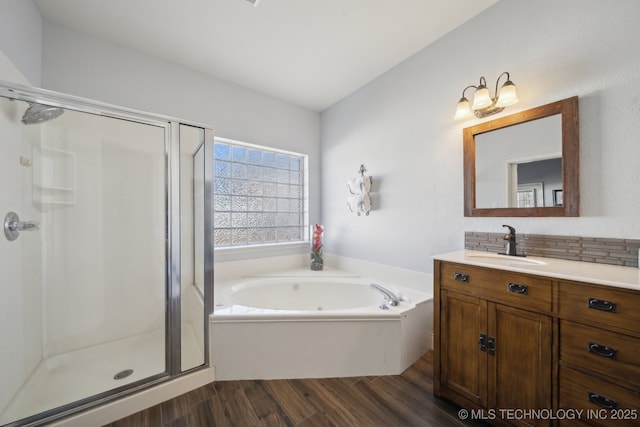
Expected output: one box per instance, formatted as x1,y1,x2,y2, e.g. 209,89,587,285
502,224,517,256
370,283,400,309
4,212,40,242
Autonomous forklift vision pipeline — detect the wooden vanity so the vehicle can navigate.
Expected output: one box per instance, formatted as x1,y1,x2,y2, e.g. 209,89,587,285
433,251,640,426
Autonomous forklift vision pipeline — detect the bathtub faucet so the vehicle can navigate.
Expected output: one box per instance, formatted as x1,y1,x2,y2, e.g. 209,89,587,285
370,283,400,309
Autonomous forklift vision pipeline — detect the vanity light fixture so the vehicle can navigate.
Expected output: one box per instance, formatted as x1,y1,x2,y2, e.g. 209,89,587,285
454,72,518,119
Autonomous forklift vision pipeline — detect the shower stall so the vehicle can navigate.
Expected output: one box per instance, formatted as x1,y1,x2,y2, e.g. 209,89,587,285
0,81,213,426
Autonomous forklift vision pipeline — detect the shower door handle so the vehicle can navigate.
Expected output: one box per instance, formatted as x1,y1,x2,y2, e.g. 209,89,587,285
4,212,40,241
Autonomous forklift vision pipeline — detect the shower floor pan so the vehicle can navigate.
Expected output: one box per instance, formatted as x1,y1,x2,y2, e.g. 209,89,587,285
0,325,202,425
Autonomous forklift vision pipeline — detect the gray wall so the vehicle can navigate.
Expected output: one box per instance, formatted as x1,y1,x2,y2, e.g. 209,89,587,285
0,0,42,85
2,0,639,275
39,21,322,233
321,0,640,272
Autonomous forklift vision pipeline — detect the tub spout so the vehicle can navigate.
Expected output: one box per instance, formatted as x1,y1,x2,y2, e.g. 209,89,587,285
370,283,400,308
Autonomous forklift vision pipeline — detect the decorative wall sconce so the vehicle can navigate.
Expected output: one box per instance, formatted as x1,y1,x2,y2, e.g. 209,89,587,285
454,72,518,120
347,164,372,216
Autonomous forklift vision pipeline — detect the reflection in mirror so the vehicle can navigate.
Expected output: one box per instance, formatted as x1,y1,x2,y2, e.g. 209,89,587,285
463,96,579,217
515,158,562,207
475,114,562,208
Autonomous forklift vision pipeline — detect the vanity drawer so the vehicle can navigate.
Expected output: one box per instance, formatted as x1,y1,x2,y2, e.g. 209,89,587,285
439,262,552,312
558,281,640,333
559,320,640,386
559,366,640,426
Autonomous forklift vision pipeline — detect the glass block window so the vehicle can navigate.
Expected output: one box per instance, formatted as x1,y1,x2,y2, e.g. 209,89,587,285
213,138,306,247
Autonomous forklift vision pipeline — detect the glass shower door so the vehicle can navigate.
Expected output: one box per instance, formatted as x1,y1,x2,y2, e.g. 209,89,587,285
0,95,168,425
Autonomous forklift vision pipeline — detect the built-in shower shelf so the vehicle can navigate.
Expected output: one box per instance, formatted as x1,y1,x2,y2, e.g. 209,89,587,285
35,185,75,193
32,146,77,209
33,186,76,208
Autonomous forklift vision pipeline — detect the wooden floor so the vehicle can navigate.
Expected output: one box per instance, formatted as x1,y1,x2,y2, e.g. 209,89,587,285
104,351,481,427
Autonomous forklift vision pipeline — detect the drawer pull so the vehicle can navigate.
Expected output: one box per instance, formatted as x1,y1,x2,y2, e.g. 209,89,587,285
588,343,617,359
588,391,617,410
479,333,487,352
454,272,469,282
507,282,528,295
587,298,617,313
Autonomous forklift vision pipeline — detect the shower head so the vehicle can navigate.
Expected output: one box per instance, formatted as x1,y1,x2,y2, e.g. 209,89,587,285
21,102,64,125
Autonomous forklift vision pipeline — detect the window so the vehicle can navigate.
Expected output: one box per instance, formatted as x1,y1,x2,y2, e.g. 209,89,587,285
213,138,307,248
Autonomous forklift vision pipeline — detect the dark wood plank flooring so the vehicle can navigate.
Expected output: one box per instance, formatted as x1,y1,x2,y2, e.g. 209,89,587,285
104,351,482,427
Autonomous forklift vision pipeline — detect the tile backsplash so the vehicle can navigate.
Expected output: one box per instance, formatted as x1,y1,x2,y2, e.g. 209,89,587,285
465,232,640,268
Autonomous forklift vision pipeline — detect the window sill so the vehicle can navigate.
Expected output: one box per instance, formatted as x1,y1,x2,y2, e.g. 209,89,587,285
214,241,308,262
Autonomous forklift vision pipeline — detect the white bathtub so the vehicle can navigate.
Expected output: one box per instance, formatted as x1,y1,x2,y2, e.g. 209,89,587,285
210,273,432,380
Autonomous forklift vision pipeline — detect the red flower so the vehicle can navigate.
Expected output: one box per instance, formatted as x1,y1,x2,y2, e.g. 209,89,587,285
311,224,323,253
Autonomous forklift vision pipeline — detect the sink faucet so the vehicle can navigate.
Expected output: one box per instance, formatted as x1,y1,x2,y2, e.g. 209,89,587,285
502,225,517,256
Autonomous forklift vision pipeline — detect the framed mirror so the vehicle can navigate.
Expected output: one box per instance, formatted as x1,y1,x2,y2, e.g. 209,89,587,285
463,96,579,217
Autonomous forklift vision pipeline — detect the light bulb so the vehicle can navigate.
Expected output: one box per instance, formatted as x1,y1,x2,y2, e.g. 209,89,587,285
454,97,472,119
496,81,518,107
472,86,492,110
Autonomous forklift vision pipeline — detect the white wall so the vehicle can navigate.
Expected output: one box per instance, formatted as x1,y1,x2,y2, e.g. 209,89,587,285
321,0,640,273
0,2,44,407
41,21,321,228
40,114,166,356
0,60,43,413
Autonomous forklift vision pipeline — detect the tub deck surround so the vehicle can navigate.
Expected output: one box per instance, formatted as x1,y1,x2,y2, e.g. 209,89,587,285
210,267,433,381
433,250,640,291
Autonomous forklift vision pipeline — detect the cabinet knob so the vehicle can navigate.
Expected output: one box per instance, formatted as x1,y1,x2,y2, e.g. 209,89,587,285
479,333,487,352
487,336,496,355
587,297,617,313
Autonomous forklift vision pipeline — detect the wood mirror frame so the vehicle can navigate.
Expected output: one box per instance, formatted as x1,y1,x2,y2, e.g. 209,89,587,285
463,96,579,217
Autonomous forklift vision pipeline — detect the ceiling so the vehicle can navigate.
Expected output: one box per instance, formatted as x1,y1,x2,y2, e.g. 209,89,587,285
34,0,497,112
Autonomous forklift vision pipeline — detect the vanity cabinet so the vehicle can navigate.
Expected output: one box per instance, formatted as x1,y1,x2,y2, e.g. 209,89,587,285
436,262,552,427
557,280,640,426
434,256,640,427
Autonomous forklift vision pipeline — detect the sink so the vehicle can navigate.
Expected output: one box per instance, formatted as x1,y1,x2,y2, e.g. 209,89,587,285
466,253,547,266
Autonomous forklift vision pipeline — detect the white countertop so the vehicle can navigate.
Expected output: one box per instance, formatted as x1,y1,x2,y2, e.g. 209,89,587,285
433,250,640,292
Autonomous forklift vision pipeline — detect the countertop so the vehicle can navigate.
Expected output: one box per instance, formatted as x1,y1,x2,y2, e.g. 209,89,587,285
433,250,640,292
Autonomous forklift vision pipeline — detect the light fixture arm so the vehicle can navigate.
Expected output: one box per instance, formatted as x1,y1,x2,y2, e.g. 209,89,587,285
460,85,478,99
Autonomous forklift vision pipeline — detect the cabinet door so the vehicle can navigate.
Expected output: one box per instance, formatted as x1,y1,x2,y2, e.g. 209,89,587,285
489,303,552,427
441,290,488,407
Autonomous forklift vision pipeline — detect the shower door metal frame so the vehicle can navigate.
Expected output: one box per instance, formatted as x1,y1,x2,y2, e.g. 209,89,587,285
0,80,214,427
166,123,215,376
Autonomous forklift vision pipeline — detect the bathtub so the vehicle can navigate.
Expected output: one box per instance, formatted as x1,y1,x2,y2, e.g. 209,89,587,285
210,273,433,380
